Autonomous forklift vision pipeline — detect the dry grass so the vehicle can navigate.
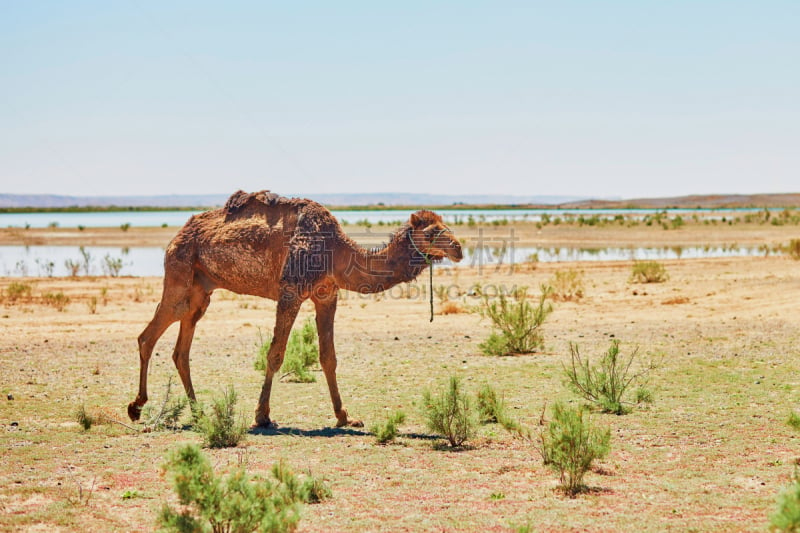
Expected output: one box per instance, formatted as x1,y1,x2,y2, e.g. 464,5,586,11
2,223,800,531
439,301,465,315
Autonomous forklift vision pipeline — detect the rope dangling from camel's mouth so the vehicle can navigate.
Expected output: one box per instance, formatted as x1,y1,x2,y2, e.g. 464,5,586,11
428,259,434,322
410,227,447,323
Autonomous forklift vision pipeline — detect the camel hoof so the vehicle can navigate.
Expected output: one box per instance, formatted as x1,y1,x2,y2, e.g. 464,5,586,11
253,414,275,428
336,418,363,428
127,402,142,422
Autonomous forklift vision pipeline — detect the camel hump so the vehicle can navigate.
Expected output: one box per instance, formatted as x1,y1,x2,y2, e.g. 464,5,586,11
223,190,282,218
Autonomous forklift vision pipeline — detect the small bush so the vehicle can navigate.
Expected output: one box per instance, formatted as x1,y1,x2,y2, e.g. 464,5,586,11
65,259,81,277
549,269,585,301
476,384,505,424
770,468,800,532
76,404,95,431
300,471,332,504
630,261,669,283
142,377,189,431
479,285,553,356
42,291,70,311
370,411,406,444
5,282,32,303
564,340,652,415
102,254,124,277
539,402,610,497
788,412,800,432
159,444,311,533
421,376,476,447
634,386,654,405
787,239,800,260
195,385,246,448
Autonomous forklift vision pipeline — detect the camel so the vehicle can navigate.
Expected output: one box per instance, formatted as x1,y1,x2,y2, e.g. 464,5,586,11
128,190,463,428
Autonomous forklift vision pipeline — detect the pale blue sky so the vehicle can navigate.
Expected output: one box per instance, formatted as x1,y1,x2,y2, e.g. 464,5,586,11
2,2,798,199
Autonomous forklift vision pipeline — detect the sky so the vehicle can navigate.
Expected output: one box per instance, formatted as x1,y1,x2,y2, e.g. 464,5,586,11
2,1,799,200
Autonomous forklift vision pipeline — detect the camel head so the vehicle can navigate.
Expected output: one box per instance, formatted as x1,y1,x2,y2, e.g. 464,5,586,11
408,210,463,263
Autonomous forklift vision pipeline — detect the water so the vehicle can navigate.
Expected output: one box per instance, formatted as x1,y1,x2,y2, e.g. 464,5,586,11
0,244,774,278
0,207,764,229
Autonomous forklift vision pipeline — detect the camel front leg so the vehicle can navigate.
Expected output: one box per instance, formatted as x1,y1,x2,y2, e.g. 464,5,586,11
254,295,302,427
314,291,363,428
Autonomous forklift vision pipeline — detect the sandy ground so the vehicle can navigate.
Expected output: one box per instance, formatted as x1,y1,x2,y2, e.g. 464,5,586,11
1,221,800,531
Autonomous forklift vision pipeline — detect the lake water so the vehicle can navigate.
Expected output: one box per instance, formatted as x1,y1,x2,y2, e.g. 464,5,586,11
0,244,775,278
0,207,764,229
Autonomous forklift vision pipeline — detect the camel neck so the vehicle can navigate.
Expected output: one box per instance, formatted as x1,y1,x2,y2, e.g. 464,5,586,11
334,226,428,294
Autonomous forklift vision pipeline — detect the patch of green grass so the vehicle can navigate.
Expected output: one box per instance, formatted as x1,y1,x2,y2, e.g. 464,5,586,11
370,411,406,444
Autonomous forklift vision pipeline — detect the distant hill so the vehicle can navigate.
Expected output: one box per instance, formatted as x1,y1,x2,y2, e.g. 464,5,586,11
0,192,585,208
1,192,798,209
560,193,800,209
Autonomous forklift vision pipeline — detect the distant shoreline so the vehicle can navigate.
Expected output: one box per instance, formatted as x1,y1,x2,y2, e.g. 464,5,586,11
2,192,800,213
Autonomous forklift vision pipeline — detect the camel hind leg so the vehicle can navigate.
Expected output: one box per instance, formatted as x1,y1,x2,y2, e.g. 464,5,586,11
171,284,211,403
128,265,196,422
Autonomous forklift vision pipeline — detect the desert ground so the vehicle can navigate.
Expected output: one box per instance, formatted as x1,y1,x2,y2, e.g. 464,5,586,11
1,218,800,531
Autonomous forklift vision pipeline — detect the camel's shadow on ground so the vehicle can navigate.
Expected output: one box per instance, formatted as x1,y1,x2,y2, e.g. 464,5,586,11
247,425,441,441
248,425,369,438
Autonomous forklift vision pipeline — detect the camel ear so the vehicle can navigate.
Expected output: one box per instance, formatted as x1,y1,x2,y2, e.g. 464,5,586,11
409,212,423,227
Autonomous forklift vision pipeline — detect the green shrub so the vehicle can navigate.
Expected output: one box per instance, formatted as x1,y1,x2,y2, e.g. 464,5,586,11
159,444,312,533
195,385,246,448
5,281,32,302
630,261,669,283
479,285,553,356
42,291,70,311
549,269,585,302
75,404,95,431
421,376,476,447
539,402,610,497
300,472,332,504
65,259,81,277
788,412,800,432
476,384,505,424
102,254,124,277
634,386,654,405
787,239,800,260
770,468,800,532
564,340,652,415
370,411,406,444
255,319,319,383
142,377,188,431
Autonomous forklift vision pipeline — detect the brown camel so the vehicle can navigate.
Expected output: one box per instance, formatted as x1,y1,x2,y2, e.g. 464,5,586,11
128,190,463,428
